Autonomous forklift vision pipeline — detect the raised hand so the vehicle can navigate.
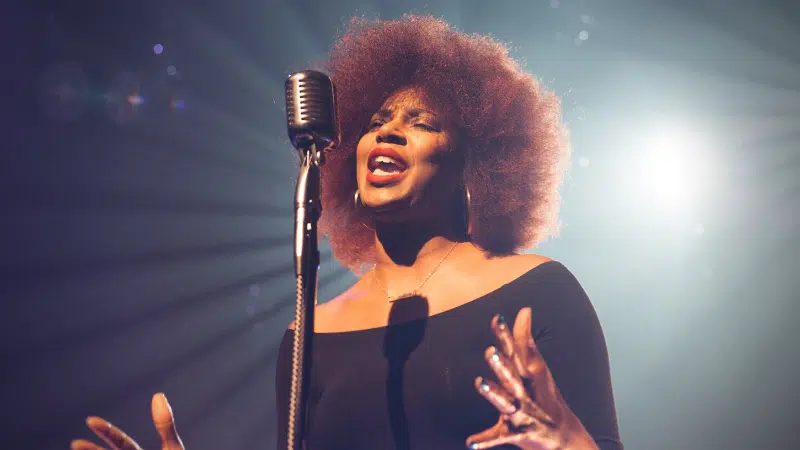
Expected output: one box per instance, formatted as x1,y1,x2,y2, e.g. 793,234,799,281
71,393,184,450
466,308,598,450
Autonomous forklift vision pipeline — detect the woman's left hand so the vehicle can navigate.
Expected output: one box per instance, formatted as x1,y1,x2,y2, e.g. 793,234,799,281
466,307,598,450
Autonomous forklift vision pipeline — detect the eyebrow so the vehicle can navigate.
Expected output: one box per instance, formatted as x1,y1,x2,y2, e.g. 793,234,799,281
373,107,438,121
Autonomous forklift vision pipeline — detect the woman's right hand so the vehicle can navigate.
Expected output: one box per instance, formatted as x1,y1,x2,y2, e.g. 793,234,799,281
71,393,185,450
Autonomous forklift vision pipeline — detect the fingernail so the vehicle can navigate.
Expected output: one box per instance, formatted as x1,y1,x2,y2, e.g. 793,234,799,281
488,346,500,362
496,314,506,329
85,416,103,428
468,443,479,450
478,378,490,392
158,392,173,411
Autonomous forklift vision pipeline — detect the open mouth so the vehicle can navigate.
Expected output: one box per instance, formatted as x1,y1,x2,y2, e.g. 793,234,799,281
368,154,407,175
366,148,408,184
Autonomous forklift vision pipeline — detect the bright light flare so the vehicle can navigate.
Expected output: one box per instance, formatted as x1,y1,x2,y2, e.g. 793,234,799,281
643,134,690,208
634,123,713,215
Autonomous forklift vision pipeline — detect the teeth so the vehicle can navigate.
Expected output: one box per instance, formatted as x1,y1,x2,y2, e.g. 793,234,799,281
369,153,406,176
373,167,396,176
375,155,398,165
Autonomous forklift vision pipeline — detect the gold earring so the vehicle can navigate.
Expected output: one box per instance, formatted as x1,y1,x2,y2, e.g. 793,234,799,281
354,190,362,209
464,185,473,238
354,190,374,231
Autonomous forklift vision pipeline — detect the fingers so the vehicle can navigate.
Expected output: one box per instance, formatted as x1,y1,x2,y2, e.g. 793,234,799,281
465,421,513,450
474,376,518,415
467,433,518,450
476,375,555,429
70,439,106,450
511,307,563,423
491,315,528,379
86,417,142,450
151,393,184,450
511,307,545,378
491,315,515,357
484,345,527,400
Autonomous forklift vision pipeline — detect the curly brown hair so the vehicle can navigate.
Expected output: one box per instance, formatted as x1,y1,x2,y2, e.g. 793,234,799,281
318,15,570,273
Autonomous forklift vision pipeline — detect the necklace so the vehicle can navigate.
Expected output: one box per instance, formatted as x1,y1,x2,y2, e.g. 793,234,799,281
372,242,460,302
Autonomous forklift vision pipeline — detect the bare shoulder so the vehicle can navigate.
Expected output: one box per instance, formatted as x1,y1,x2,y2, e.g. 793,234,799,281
512,253,553,269
286,295,347,331
490,252,553,277
286,281,365,331
460,252,553,298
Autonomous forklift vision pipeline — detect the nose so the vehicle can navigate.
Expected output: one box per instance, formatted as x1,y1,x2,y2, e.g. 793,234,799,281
375,120,407,146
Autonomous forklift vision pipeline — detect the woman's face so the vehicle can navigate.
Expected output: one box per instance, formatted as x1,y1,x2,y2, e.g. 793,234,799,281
356,87,460,223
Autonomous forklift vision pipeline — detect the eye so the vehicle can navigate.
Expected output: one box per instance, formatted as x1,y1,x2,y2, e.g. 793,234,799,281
413,123,437,131
368,120,384,130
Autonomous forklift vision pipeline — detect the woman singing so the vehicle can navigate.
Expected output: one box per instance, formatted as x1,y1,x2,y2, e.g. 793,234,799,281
71,15,622,450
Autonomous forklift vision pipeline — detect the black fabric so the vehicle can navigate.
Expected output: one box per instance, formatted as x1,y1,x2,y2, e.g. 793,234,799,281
275,261,623,450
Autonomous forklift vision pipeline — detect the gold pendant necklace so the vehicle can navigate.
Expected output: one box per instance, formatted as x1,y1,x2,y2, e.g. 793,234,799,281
372,242,460,302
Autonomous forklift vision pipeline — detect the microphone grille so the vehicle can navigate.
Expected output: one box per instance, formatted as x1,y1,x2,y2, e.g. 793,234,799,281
285,70,339,150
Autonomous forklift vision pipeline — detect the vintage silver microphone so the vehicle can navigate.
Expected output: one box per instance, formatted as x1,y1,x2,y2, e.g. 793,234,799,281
284,70,339,450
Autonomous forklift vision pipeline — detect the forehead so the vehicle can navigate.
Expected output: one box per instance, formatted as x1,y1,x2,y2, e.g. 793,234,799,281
377,87,439,115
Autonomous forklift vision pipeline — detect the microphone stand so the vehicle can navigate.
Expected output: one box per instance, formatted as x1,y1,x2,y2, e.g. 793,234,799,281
287,142,323,450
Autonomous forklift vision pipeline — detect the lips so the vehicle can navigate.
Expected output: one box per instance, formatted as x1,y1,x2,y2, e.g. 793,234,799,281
366,147,408,185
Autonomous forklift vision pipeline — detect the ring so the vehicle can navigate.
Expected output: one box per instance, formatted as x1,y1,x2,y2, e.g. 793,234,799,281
506,398,522,415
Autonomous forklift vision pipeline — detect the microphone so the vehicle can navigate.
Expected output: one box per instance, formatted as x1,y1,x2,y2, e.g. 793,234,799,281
283,70,338,450
285,70,340,151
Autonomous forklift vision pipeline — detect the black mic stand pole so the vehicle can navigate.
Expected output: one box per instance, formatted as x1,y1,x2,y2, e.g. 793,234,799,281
287,141,323,450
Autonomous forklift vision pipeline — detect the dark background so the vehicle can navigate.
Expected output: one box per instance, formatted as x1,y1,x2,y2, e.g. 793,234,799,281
1,0,798,449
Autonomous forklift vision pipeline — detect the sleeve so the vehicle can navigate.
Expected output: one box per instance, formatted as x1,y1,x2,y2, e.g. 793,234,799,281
530,262,624,450
275,329,293,450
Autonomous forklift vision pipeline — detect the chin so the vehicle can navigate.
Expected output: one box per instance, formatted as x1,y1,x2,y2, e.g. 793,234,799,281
364,193,410,214
360,185,414,216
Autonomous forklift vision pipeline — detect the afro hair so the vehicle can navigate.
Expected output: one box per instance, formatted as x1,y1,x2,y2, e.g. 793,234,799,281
319,15,570,273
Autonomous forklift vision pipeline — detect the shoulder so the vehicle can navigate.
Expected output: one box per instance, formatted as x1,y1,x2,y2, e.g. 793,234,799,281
486,252,554,280
506,256,594,318
498,253,584,284
286,279,368,331
509,253,553,270
486,253,589,308
286,298,344,331
461,252,566,306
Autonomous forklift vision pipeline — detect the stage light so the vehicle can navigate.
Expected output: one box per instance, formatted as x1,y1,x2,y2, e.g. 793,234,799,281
153,44,164,55
127,94,144,106
105,71,144,124
694,223,705,235
643,134,689,208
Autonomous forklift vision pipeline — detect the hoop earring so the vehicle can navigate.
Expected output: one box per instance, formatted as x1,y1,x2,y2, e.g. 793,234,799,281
354,190,363,210
354,190,374,231
464,185,473,238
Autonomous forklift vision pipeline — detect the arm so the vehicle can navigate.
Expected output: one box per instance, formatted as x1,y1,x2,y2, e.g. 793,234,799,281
532,263,623,450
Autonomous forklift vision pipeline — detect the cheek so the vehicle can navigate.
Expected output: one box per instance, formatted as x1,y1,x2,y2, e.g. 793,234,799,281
412,137,453,171
355,136,371,170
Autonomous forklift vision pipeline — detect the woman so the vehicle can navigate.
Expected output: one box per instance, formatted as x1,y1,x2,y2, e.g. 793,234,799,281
71,15,622,450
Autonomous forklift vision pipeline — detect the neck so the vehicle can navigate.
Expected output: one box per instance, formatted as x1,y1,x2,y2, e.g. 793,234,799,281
372,221,463,272
369,221,464,300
